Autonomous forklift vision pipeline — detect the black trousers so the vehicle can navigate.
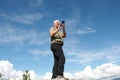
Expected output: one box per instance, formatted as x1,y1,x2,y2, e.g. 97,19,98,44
51,43,65,79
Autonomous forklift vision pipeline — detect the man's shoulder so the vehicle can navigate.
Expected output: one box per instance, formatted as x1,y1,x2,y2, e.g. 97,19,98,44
50,27,54,29
50,27,54,31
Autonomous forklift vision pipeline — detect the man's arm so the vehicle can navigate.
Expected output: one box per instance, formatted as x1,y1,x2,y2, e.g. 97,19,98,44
50,26,60,37
62,24,66,38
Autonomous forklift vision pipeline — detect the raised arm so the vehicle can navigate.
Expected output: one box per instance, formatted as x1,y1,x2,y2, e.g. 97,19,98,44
50,26,60,37
61,23,66,38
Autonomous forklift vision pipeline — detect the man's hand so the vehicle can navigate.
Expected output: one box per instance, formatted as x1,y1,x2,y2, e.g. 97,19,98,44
57,25,61,31
61,24,65,30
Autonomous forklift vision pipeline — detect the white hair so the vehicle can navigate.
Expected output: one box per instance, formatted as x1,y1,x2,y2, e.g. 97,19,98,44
53,20,60,23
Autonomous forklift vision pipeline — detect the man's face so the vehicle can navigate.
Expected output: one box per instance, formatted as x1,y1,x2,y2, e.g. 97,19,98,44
54,22,60,28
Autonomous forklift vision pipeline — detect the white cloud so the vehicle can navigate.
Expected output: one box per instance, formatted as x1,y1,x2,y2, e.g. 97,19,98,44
66,12,81,29
29,49,51,60
0,60,23,80
28,70,43,80
30,49,51,56
65,10,96,36
0,24,24,43
1,13,43,24
0,60,120,80
77,27,96,35
29,0,43,8
67,45,120,65
66,63,120,80
0,24,48,45
43,72,52,79
0,60,44,80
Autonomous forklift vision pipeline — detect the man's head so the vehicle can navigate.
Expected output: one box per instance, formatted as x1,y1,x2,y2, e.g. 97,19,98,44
53,20,60,28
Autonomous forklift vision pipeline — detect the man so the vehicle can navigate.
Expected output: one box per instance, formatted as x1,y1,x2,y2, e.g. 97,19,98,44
50,20,68,80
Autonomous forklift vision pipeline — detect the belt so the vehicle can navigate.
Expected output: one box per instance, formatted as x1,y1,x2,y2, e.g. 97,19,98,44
51,39,63,44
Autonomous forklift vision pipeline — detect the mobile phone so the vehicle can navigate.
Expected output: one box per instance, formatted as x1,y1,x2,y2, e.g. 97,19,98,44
62,20,65,24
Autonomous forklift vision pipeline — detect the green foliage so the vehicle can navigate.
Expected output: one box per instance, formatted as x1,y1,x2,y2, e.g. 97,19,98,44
0,73,1,78
23,70,31,80
0,72,3,78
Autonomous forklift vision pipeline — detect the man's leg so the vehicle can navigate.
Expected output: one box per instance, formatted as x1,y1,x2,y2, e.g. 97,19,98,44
51,44,65,78
52,55,58,79
56,45,65,76
51,44,59,79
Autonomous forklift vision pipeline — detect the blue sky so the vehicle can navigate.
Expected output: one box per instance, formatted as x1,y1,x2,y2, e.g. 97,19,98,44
0,0,120,79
